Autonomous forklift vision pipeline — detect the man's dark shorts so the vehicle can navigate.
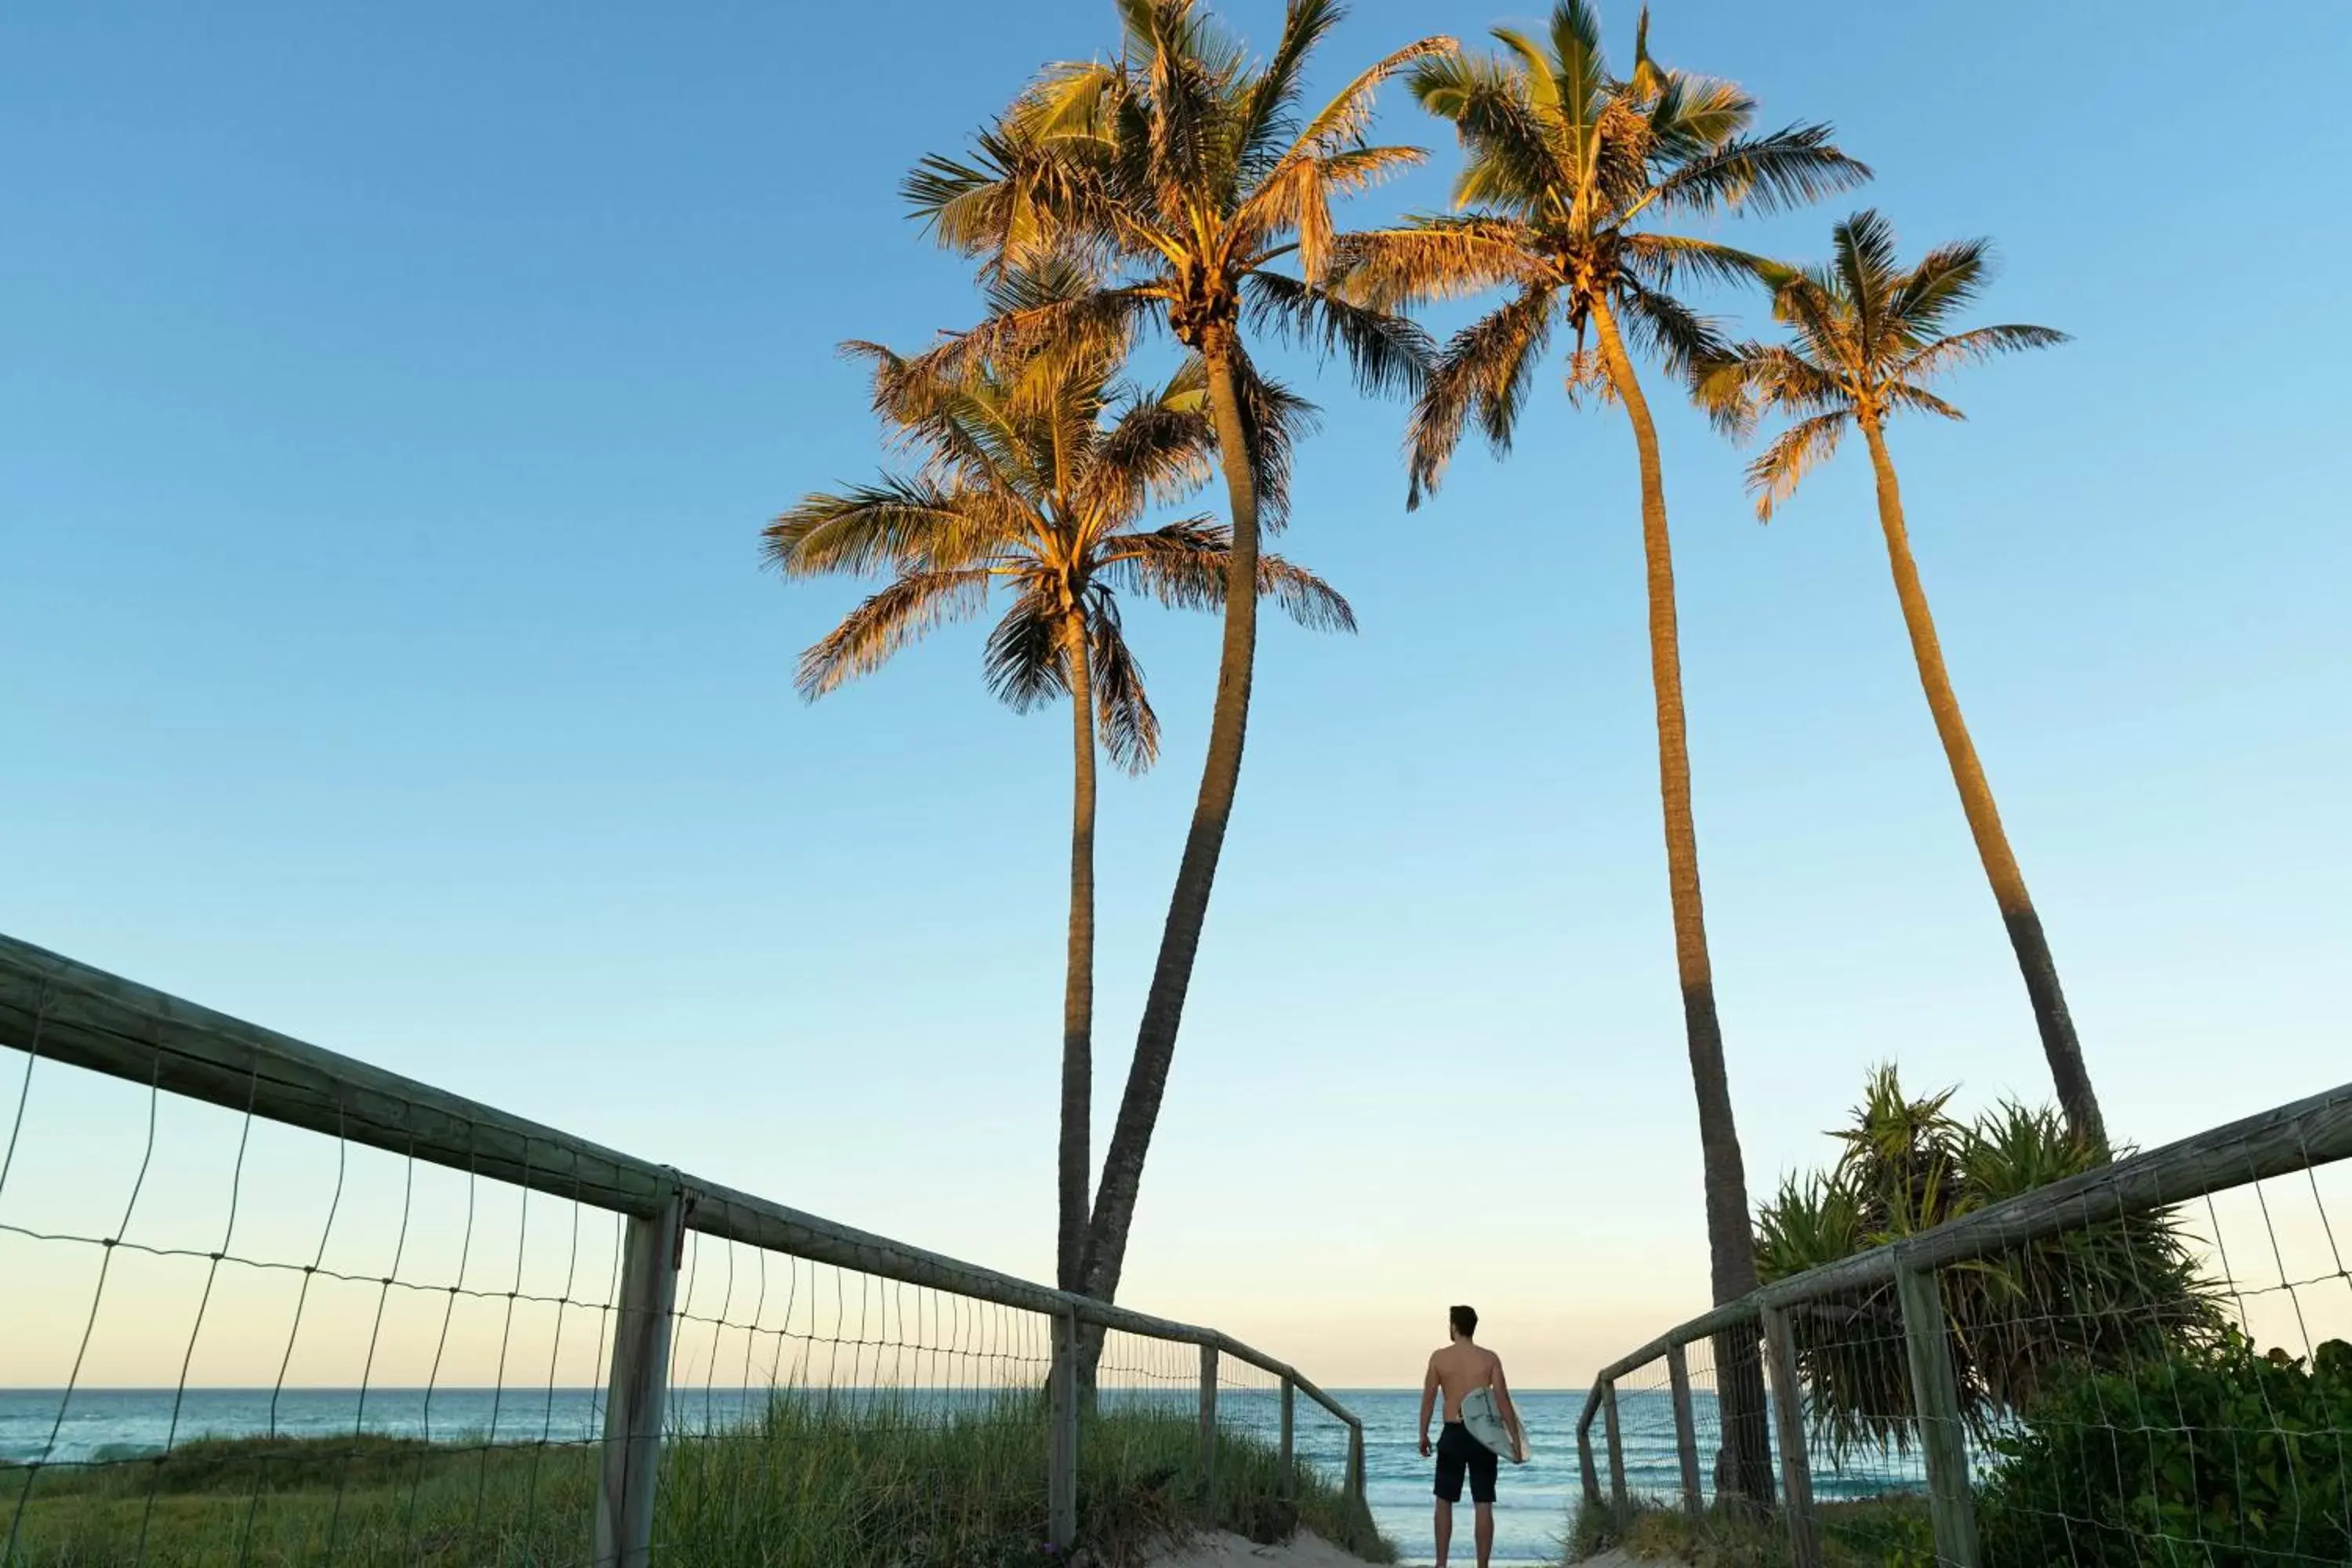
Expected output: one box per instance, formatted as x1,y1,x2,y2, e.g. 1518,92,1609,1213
1434,1421,1498,1504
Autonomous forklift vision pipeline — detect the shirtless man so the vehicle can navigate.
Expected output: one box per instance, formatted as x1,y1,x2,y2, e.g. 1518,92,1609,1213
1417,1305,1523,1568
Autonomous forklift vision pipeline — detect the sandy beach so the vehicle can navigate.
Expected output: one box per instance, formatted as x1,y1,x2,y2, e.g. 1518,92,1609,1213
1144,1531,1642,1567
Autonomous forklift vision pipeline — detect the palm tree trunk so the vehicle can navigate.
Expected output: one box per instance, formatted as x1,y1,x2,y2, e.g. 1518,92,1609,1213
1059,611,1098,1294
1859,418,2106,1154
1079,325,1261,1315
1590,299,1774,1508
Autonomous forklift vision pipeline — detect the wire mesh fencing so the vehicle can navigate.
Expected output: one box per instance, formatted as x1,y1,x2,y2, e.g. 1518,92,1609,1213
1,1036,629,1566
0,935,1367,1566
1575,1082,2352,1568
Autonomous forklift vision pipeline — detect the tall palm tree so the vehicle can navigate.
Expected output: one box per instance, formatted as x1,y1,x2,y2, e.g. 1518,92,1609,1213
903,0,1448,1311
1333,0,1866,1503
1696,209,2100,1152
763,270,1353,1294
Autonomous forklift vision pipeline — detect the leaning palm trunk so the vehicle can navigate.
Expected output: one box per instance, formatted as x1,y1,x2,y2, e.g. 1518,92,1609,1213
1860,419,2106,1155
1080,332,1261,1314
1592,301,1776,1506
1059,612,1098,1294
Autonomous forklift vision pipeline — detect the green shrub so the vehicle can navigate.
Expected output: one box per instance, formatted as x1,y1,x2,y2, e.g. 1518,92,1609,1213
1756,1066,2222,1457
1978,1333,2352,1567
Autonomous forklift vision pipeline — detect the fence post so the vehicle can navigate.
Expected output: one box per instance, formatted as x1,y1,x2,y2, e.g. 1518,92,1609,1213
1897,1265,1980,1567
1198,1343,1218,1506
1760,1303,1821,1568
1666,1341,1703,1523
1601,1377,1630,1521
593,1183,684,1568
1049,1308,1080,1551
1345,1418,1367,1518
1577,1392,1603,1508
1278,1376,1295,1500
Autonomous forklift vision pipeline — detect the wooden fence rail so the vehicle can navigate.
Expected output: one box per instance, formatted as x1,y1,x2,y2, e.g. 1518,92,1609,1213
0,933,1368,1555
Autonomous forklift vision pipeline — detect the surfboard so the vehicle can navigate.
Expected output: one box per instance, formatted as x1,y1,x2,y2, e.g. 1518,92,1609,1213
1460,1385,1526,1464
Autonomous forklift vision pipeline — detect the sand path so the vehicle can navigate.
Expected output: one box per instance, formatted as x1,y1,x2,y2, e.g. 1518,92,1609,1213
1143,1532,1644,1567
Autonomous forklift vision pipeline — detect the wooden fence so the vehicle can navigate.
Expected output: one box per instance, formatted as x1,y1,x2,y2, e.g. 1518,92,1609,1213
0,933,1369,1563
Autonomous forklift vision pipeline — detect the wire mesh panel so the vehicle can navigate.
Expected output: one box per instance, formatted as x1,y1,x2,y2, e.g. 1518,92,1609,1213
1780,1293,1934,1561
1208,1353,1283,1513
1604,1354,1691,1514
1963,1160,2352,1567
650,1224,1055,1566
0,1044,623,1566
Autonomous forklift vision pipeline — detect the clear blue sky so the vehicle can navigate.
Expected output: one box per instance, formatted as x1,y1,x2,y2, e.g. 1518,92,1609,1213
4,0,2349,1385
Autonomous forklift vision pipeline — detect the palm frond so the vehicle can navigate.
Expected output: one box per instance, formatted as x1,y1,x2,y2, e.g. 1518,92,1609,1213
1747,410,1850,521
1411,51,1560,215
1239,0,1346,163
1621,232,1777,292
1893,324,2069,384
764,481,990,579
1612,277,1729,383
982,588,1069,713
1242,270,1431,400
1883,233,1991,335
1330,216,1546,310
1290,34,1460,161
1405,284,1557,506
1084,392,1218,516
1254,548,1356,632
1098,519,1352,633
1882,382,1968,422
1643,123,1871,220
1229,353,1320,528
1083,588,1160,772
1546,0,1608,140
797,568,994,699
906,285,1158,387
1644,69,1752,159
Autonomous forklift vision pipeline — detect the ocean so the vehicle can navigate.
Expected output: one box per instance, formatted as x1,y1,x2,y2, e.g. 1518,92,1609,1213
0,1385,1893,1565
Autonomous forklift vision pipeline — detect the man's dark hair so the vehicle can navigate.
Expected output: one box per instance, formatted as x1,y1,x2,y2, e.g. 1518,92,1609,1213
1450,1304,1478,1338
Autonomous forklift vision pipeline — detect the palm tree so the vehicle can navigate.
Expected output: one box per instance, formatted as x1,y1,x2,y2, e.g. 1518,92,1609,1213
1696,210,2100,1153
903,0,1448,1311
1333,0,1866,1503
763,270,1353,1294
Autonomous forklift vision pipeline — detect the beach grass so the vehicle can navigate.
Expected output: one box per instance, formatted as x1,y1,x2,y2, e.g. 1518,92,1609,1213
1566,1492,1936,1566
2,1392,1393,1566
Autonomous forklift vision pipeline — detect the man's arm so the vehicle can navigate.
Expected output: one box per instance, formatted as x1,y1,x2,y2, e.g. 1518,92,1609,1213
1417,1354,1439,1457
1490,1353,1524,1448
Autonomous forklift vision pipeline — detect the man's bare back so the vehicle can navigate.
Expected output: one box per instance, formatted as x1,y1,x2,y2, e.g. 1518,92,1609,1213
1427,1339,1504,1421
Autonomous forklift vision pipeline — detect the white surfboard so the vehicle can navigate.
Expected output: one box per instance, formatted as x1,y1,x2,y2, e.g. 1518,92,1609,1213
1460,1385,1527,1464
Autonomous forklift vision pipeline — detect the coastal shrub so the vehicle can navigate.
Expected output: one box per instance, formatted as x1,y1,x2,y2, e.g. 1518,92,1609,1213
1977,1333,2352,1568
1755,1066,2222,1456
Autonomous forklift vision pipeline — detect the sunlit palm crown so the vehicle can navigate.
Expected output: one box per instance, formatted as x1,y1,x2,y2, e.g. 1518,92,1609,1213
902,0,1450,402
1697,208,2069,520
763,267,1352,772
1332,0,1869,503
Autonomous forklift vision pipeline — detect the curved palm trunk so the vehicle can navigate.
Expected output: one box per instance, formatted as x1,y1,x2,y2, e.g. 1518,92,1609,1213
1059,612,1098,1294
1591,300,1774,1508
1859,419,2107,1155
1080,327,1261,1314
